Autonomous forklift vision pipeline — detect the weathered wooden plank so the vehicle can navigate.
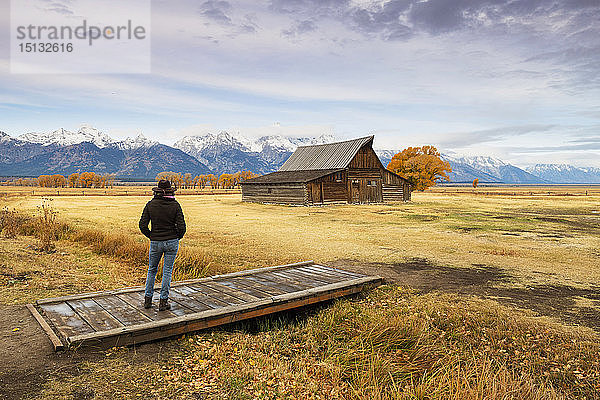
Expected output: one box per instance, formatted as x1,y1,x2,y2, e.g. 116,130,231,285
258,271,315,290
167,289,212,312
230,277,287,296
292,267,345,284
67,299,124,331
173,285,230,308
210,260,314,280
244,275,300,294
189,282,247,305
310,264,365,278
39,302,94,338
231,276,286,294
117,292,177,320
36,261,314,305
287,268,342,284
269,270,324,288
67,276,383,347
94,296,152,326
300,265,363,282
214,279,270,300
27,304,64,351
163,297,196,317
298,265,352,280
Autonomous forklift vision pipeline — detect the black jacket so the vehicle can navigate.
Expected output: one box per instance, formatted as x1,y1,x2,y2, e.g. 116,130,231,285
139,196,186,241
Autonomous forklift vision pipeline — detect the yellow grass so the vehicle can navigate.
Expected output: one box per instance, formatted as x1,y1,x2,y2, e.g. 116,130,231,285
6,190,600,288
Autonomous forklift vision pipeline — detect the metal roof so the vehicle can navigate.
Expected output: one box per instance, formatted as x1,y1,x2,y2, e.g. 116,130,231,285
241,169,343,184
278,136,374,171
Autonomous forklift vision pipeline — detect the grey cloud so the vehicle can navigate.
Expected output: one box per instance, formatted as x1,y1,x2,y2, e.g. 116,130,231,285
570,138,600,143
199,1,232,24
282,19,317,38
270,0,350,16
268,0,600,42
509,143,600,152
350,1,413,40
239,24,257,34
440,124,557,148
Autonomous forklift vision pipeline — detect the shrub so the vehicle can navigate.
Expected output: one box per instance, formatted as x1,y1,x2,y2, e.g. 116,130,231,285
36,199,59,252
0,207,23,238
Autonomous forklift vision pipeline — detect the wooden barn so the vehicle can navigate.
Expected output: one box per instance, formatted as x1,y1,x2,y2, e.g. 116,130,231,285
241,136,411,205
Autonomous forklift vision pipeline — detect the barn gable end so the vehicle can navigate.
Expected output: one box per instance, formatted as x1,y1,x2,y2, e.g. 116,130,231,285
241,136,411,205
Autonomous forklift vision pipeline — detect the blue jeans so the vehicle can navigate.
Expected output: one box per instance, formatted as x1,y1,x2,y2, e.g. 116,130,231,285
145,239,179,300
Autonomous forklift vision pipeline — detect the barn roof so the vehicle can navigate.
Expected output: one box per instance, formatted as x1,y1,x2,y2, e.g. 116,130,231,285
241,169,343,184
278,136,374,171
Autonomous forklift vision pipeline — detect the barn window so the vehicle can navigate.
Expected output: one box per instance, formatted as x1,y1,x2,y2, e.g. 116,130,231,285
352,179,359,184
267,188,273,194
334,172,343,182
368,180,377,186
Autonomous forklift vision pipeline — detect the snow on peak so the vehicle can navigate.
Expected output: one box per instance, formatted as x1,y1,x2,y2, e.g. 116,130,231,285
174,131,248,154
526,164,578,173
115,133,157,150
581,166,600,174
256,135,298,152
18,125,113,148
450,155,508,177
0,131,12,144
173,130,336,155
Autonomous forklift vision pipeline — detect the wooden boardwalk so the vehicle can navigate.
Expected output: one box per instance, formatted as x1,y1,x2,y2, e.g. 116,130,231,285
29,261,383,350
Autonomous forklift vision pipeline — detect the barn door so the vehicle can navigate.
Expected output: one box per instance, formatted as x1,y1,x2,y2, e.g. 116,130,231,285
366,179,382,203
311,183,322,203
351,180,360,203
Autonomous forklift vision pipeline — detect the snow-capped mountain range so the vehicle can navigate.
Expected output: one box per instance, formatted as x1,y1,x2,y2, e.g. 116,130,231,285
18,125,114,148
17,125,157,151
173,131,334,155
1,125,600,183
525,164,600,184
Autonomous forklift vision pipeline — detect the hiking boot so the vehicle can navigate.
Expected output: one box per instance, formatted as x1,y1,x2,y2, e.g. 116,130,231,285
144,296,152,309
159,298,171,311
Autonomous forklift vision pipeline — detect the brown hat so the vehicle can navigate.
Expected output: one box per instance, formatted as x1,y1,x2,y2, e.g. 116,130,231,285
152,179,177,193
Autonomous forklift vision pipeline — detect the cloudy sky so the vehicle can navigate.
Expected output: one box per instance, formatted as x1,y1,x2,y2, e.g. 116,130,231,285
1,0,599,167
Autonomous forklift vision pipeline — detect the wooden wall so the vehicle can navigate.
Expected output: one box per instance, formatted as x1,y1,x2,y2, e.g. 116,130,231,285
381,169,411,202
348,146,384,169
241,183,307,205
308,171,348,204
322,182,347,203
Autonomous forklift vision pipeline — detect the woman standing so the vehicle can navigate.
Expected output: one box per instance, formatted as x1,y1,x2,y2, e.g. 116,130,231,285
139,179,186,311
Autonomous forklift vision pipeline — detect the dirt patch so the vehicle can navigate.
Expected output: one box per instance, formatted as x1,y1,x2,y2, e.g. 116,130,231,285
329,258,600,331
0,305,171,400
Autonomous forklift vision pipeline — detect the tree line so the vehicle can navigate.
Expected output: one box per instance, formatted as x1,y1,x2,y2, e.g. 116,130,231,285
5,172,116,188
4,170,258,189
155,171,258,189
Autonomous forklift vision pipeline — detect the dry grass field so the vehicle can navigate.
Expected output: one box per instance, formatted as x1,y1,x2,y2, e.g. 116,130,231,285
1,188,599,399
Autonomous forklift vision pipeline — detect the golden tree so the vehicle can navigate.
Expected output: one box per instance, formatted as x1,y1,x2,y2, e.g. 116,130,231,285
218,173,235,189
184,173,193,189
207,174,218,188
238,170,257,182
387,146,452,191
68,173,79,188
472,178,479,189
